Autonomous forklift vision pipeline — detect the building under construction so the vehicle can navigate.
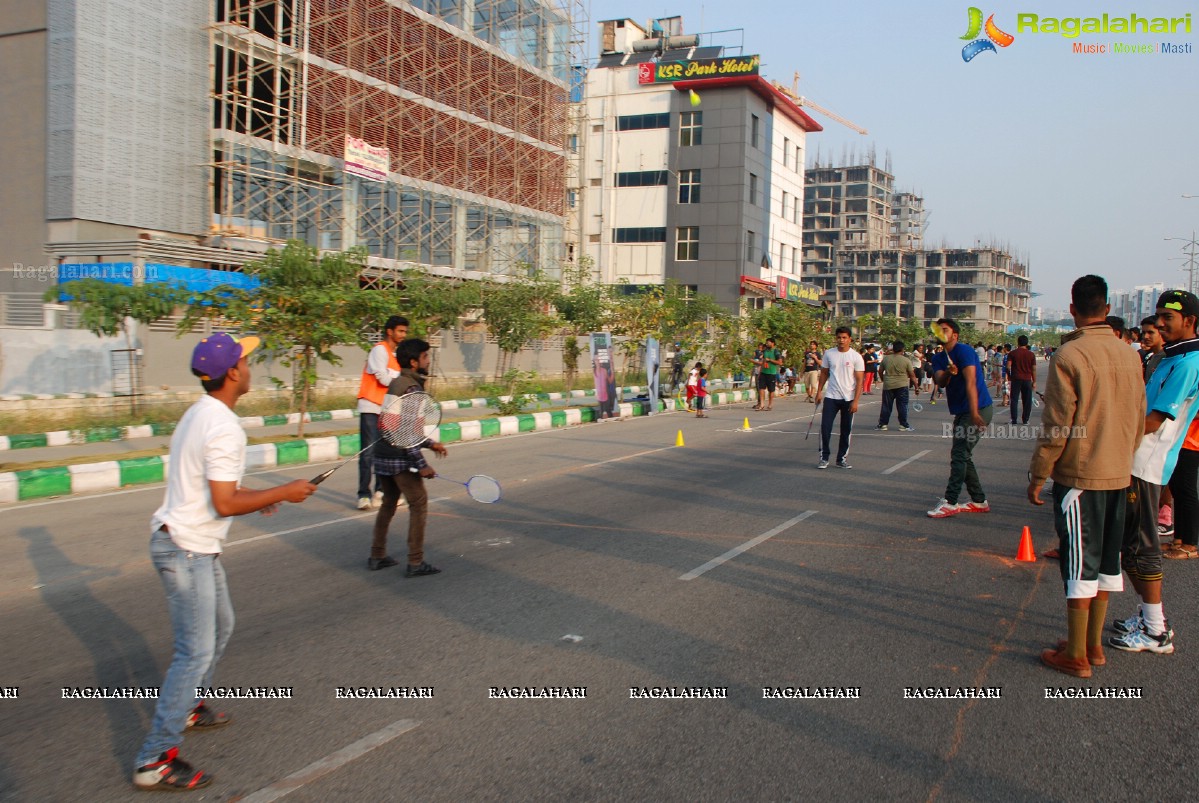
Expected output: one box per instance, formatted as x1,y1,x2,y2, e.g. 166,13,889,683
0,0,580,318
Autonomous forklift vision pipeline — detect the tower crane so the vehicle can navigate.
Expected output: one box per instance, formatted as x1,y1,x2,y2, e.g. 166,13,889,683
772,72,868,135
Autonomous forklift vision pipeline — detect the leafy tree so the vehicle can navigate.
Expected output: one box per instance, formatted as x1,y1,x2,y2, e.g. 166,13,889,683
479,266,559,378
45,279,179,349
743,301,826,372
179,241,399,436
605,281,725,379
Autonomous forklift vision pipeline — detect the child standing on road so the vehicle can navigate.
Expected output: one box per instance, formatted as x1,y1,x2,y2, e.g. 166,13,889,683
695,369,709,418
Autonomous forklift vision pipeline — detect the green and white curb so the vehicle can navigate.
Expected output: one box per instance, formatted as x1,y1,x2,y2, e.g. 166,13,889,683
0,390,753,502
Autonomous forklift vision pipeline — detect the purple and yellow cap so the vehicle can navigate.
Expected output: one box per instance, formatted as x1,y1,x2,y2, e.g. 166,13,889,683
191,333,260,380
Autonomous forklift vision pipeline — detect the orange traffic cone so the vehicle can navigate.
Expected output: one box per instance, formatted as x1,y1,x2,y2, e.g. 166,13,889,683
1016,526,1036,562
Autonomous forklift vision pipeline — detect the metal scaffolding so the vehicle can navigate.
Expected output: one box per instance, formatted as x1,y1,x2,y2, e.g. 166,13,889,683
208,0,578,284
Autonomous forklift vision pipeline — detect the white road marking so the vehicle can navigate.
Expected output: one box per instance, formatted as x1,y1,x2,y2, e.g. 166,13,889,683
238,719,420,803
881,449,932,475
583,446,675,468
225,513,375,547
679,511,817,581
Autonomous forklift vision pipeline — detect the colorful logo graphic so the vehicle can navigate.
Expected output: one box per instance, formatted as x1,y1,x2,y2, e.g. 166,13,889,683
961,7,1015,61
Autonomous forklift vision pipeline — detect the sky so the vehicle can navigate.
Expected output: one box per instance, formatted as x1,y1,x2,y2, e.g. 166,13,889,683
584,0,1199,311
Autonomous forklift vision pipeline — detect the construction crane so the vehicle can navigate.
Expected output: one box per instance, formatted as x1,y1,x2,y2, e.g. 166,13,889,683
772,72,868,135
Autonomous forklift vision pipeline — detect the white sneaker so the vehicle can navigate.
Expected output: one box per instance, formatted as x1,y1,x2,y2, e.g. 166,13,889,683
927,499,962,518
372,490,384,509
356,497,372,510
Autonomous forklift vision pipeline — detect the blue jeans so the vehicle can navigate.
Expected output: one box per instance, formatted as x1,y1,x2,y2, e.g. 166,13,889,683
357,412,380,498
136,528,234,766
819,398,855,462
879,387,910,427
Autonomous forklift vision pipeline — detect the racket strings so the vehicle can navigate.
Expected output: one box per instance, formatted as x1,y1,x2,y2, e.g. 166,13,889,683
379,392,442,448
466,476,502,503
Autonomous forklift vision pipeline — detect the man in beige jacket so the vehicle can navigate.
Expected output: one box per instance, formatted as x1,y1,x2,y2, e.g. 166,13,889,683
1029,275,1145,678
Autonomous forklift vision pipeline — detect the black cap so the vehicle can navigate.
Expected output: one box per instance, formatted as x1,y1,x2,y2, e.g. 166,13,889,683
1156,290,1199,318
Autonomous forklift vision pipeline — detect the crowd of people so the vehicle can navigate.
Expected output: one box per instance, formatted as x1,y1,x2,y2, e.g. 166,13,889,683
129,277,1198,789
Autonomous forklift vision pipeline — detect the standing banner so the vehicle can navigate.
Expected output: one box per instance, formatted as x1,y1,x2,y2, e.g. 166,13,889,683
645,337,660,415
591,332,618,419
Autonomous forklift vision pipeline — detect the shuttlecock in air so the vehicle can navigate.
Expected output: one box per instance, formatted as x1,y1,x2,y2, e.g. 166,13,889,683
689,89,701,106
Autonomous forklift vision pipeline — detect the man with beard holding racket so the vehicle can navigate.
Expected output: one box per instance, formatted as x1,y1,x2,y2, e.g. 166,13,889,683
369,338,448,575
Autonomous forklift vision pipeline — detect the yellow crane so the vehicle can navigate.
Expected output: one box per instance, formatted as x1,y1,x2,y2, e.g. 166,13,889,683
772,72,868,135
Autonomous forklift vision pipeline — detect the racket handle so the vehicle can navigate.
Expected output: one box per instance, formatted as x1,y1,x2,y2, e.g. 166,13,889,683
310,468,335,485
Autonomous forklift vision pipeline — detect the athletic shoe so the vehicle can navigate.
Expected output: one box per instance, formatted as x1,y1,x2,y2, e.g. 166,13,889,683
836,459,852,469
1040,647,1092,679
1158,523,1175,538
1109,624,1175,654
367,556,398,571
356,497,372,510
927,499,961,518
406,561,441,577
899,425,916,432
875,424,888,431
372,490,384,509
817,459,829,470
961,500,990,513
186,703,230,730
1112,613,1143,635
133,748,212,792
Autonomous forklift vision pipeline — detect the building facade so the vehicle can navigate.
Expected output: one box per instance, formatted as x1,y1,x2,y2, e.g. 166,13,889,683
573,17,821,311
1,0,575,327
1110,283,1166,325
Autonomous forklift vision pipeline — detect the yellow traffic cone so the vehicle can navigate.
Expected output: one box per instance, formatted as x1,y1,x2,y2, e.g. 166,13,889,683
742,417,751,431
675,430,685,447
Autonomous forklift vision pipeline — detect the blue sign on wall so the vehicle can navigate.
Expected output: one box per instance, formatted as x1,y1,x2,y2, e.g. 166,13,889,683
58,263,260,292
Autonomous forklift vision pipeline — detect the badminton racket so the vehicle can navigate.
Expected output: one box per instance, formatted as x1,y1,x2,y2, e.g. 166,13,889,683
310,391,442,485
929,321,955,368
1034,391,1044,408
804,402,819,439
912,402,923,413
433,474,503,504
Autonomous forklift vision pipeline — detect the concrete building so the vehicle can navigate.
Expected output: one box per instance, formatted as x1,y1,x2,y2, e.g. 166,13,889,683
830,247,1031,329
572,16,822,311
1,0,576,312
1110,283,1166,325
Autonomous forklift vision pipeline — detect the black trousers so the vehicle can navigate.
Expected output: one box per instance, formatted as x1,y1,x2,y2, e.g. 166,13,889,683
819,398,854,462
1009,379,1033,424
1169,448,1199,548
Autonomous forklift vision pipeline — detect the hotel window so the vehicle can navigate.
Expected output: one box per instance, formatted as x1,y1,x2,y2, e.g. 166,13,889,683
614,227,667,243
680,111,702,146
779,244,786,273
676,227,699,261
678,169,700,203
781,191,788,219
749,173,758,206
783,137,791,168
751,114,760,148
746,231,756,262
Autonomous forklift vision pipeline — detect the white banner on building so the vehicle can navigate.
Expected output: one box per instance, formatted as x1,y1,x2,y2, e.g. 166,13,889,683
344,135,390,183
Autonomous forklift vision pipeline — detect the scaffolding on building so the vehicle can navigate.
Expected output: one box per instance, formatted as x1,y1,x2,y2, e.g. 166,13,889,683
208,0,578,286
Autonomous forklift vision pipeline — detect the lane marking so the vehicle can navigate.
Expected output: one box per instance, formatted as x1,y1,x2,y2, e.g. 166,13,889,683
882,449,932,475
679,511,817,581
238,718,420,803
584,446,675,468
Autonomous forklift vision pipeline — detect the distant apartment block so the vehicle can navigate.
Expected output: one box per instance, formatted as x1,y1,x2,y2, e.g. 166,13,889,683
1111,283,1166,325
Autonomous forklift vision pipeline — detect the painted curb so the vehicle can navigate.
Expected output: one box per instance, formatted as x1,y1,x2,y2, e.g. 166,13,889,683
0,390,755,501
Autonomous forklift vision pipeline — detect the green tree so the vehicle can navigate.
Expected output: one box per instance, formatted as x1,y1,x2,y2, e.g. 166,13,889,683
46,278,179,348
479,266,559,378
179,241,399,436
743,301,826,371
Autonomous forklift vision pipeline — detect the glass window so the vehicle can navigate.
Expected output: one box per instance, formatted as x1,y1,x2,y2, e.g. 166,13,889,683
678,169,700,203
617,113,670,131
616,170,669,187
676,227,699,261
614,227,667,243
783,137,790,168
749,173,758,206
679,111,702,146
746,230,756,262
751,114,760,148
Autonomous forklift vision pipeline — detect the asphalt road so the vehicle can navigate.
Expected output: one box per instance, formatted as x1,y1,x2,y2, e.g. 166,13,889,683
2,377,1197,802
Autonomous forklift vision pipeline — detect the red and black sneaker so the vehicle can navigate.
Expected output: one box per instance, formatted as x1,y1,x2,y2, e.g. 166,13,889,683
132,747,212,792
186,702,231,730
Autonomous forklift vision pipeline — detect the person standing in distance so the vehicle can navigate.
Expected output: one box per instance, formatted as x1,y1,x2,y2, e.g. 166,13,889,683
1008,335,1038,426
133,334,316,791
815,327,864,469
1029,275,1145,677
356,315,408,510
876,340,917,431
927,319,994,518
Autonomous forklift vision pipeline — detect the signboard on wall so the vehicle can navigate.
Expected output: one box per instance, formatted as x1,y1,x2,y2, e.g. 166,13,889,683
344,135,390,183
776,277,823,306
637,55,760,85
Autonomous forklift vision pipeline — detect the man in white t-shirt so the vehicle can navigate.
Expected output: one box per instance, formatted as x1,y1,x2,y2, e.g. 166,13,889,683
815,326,865,469
133,333,316,792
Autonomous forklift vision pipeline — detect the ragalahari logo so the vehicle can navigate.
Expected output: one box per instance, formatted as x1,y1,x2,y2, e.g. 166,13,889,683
961,7,1015,61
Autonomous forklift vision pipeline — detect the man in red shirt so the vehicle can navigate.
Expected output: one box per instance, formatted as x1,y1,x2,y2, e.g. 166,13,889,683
1007,335,1038,425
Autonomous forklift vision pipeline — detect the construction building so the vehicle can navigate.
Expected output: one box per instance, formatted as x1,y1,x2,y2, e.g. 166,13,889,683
802,157,1030,329
571,16,823,312
0,0,579,328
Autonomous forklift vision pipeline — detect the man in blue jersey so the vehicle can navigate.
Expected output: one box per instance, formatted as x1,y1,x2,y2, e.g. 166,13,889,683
927,319,994,518
1109,290,1199,654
